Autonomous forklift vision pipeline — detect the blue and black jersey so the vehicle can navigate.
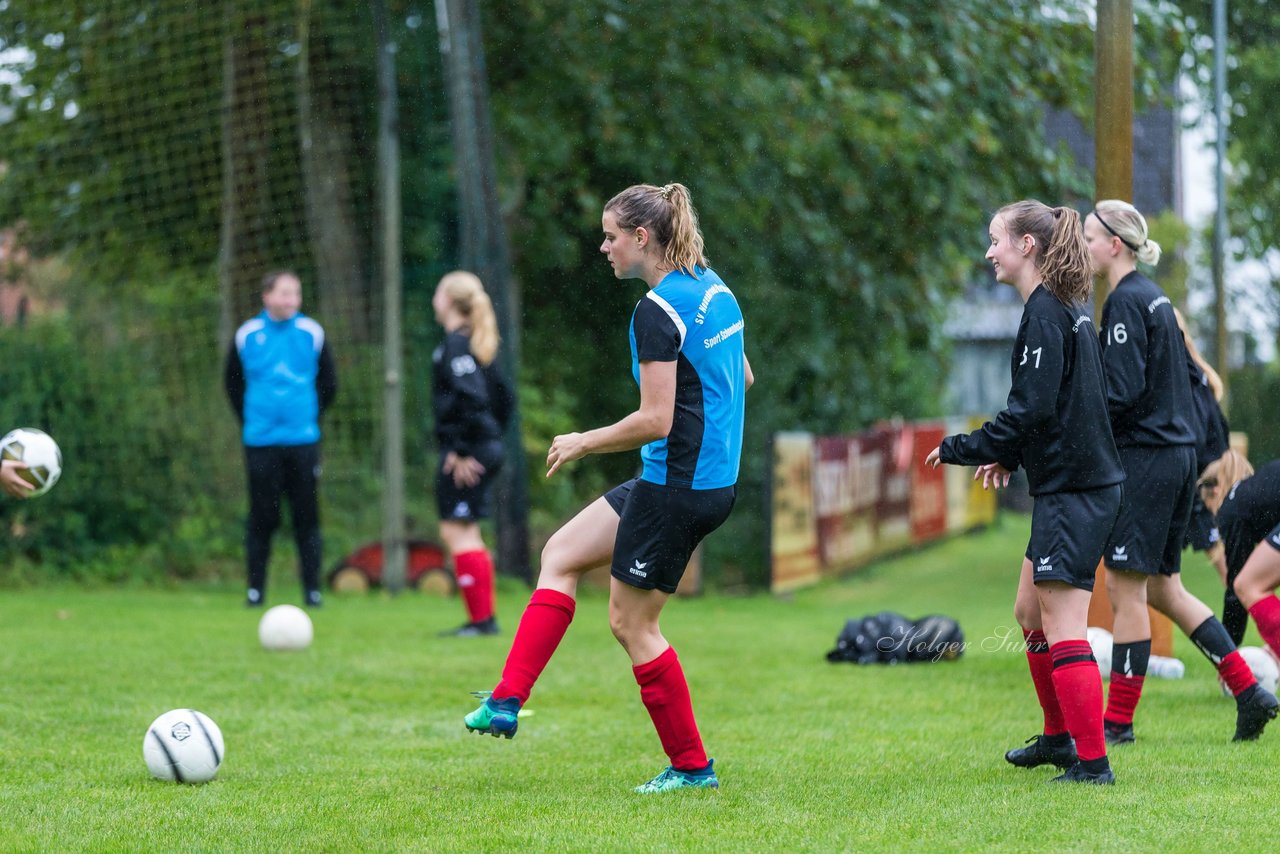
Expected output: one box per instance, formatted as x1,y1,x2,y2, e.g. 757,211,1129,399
1100,271,1196,448
629,267,745,489
224,310,337,448
940,286,1123,496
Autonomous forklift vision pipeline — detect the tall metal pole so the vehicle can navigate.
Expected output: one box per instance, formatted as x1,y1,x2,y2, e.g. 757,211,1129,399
1213,0,1229,390
1094,0,1134,321
373,0,407,592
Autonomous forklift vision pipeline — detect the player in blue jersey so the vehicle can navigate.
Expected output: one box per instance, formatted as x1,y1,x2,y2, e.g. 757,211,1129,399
225,270,337,609
463,183,753,794
1085,200,1274,744
927,200,1122,784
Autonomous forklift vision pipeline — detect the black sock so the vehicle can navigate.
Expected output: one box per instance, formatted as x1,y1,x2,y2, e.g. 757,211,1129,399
1189,617,1237,664
1111,640,1152,678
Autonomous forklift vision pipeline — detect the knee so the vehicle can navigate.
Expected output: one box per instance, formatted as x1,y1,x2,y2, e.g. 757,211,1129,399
608,608,656,651
1013,598,1038,628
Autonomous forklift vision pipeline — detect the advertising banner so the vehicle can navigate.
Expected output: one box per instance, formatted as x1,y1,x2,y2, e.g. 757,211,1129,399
813,434,878,574
769,432,821,592
909,422,948,543
872,425,913,556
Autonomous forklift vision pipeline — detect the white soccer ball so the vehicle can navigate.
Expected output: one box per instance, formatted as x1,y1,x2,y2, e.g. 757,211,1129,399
1220,645,1280,697
143,709,224,783
0,427,62,497
258,604,313,651
1087,626,1113,677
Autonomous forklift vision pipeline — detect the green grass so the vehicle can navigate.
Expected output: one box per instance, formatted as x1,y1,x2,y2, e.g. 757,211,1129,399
2,513,1278,852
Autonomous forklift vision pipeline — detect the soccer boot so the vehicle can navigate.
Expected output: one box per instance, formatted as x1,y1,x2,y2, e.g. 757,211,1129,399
440,617,500,637
1050,759,1115,785
1104,721,1136,746
1234,685,1279,742
634,760,719,794
1004,733,1077,769
464,692,520,739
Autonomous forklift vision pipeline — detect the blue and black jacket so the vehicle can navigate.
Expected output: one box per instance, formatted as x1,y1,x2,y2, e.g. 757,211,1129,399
224,310,337,448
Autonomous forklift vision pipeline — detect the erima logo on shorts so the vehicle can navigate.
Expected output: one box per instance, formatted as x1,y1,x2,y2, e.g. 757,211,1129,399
1036,556,1053,573
1112,545,1128,562
452,502,471,518
628,559,648,578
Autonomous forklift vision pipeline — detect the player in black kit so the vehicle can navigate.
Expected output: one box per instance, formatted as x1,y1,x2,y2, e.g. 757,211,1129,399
1173,307,1239,637
1085,199,1276,744
927,200,1122,784
1199,452,1280,674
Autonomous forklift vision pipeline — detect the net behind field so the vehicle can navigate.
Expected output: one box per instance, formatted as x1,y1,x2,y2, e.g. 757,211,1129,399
0,1,444,576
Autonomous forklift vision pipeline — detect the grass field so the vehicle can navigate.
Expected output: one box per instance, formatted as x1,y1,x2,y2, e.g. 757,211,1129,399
3,513,1278,852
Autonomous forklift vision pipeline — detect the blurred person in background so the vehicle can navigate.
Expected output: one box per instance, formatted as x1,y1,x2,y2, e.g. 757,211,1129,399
1173,307,1239,639
225,270,337,609
430,271,512,637
1200,451,1280,671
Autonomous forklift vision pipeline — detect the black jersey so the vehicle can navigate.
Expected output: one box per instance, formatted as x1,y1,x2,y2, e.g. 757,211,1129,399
431,330,509,458
1100,271,1196,447
940,286,1124,496
1216,461,1280,577
1186,353,1230,474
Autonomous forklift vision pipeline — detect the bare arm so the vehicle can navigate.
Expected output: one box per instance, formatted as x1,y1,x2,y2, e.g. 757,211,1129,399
744,353,754,390
546,359,676,477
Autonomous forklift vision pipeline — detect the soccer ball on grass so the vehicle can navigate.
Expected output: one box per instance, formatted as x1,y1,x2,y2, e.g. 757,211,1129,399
258,604,313,651
143,709,224,783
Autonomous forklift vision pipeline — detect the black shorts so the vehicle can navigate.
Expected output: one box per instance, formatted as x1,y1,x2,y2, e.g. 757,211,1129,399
606,478,735,594
435,440,504,523
1104,445,1195,575
1025,484,1122,591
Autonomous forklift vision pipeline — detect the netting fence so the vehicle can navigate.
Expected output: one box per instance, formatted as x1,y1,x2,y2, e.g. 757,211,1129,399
0,1,455,582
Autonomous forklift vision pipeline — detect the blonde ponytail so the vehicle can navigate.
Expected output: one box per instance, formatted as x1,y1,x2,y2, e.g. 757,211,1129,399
1198,449,1255,499
1094,199,1162,266
437,270,500,366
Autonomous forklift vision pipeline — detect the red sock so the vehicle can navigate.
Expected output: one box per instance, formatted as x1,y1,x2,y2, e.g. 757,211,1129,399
454,550,494,623
492,588,575,704
1023,629,1066,735
1104,674,1146,726
1218,650,1258,697
1050,639,1106,762
1248,595,1280,655
633,646,707,772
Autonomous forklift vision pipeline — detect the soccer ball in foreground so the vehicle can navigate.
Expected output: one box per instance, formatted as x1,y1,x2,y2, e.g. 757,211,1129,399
1220,645,1280,697
258,604,313,651
143,709,224,783
0,427,62,497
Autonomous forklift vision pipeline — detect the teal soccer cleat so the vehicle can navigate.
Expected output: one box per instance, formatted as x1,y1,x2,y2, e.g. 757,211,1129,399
464,692,521,739
634,760,719,794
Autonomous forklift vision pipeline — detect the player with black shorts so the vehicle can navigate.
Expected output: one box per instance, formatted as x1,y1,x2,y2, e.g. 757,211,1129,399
463,183,753,794
430,271,513,637
928,200,1123,785
1086,200,1275,744
1200,452,1280,707
1173,308,1241,639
